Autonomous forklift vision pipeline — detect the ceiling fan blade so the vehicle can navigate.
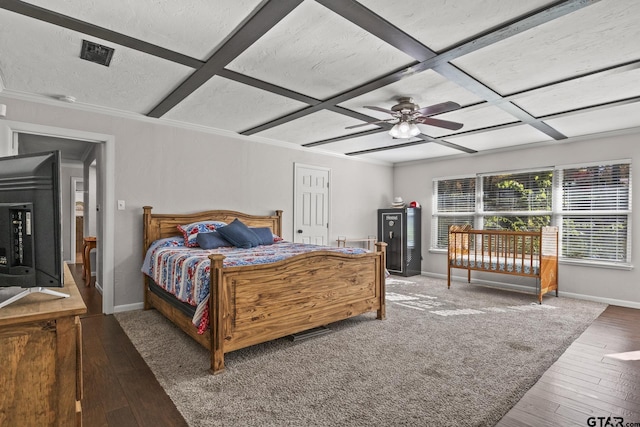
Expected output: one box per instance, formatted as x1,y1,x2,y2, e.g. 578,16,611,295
345,119,394,130
417,101,461,116
363,105,395,115
415,116,464,130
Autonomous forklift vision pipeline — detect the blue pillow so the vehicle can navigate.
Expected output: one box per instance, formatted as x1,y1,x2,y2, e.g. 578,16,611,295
196,230,231,249
217,219,261,249
251,227,275,245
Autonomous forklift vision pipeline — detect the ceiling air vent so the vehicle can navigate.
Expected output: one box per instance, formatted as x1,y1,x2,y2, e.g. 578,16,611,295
80,40,114,66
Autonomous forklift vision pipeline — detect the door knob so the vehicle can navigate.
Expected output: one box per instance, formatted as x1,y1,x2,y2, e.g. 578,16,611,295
297,229,303,233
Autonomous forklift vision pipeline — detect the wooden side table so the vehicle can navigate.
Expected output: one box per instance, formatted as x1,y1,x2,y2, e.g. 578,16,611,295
0,263,87,426
82,236,96,285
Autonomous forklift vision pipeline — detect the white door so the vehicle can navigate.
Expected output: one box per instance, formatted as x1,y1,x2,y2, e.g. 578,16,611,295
294,164,329,245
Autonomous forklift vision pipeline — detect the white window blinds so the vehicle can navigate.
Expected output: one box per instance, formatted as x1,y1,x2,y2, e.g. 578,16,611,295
432,178,475,249
559,163,631,263
482,170,553,213
432,161,631,265
436,178,475,212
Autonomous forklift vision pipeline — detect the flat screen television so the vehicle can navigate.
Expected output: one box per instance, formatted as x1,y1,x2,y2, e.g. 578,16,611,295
0,150,68,308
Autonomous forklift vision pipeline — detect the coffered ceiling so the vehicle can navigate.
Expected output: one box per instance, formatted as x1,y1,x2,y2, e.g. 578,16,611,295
1,0,639,164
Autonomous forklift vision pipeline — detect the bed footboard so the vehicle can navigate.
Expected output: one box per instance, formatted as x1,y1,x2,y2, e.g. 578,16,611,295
448,226,558,303
208,243,387,374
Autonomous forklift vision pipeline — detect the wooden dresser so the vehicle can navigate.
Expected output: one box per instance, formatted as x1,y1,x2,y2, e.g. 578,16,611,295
0,264,87,426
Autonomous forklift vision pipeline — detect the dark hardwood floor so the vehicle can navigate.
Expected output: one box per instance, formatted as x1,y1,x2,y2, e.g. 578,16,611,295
70,263,188,427
71,263,640,426
497,305,640,426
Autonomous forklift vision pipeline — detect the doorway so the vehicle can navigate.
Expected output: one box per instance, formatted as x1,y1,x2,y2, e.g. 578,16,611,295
293,163,330,245
5,120,115,314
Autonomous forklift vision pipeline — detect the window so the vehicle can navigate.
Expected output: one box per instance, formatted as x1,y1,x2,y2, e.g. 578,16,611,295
432,161,631,266
432,177,475,248
559,163,631,263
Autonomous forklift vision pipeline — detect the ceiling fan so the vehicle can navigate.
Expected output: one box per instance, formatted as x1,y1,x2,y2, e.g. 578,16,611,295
346,97,464,138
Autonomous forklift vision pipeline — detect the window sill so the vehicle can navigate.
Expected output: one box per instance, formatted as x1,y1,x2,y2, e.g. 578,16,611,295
559,258,633,271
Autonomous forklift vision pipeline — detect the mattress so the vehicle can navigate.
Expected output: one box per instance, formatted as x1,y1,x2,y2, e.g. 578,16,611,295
450,254,540,275
142,237,368,329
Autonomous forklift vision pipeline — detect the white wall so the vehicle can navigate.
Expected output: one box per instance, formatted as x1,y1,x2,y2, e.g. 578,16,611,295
86,164,97,237
0,96,394,309
394,132,640,307
60,163,83,261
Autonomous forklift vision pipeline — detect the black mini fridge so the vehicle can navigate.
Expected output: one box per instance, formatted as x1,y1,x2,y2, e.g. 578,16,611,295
378,207,421,276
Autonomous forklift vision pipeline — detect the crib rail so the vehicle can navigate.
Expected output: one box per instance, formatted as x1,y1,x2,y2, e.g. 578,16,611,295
447,225,559,303
448,226,541,277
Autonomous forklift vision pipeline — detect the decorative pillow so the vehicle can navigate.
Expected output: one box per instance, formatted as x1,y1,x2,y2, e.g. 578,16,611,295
177,221,227,247
196,230,231,249
217,218,261,249
250,227,276,245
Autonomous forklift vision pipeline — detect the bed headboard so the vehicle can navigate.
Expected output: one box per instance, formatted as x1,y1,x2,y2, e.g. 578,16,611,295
142,206,283,252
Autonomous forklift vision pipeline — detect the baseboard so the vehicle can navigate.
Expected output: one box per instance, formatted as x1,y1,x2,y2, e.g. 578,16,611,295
419,271,640,309
113,302,145,313
555,292,640,309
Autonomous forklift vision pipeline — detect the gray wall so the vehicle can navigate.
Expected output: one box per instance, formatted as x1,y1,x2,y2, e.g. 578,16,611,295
394,132,640,307
0,96,394,309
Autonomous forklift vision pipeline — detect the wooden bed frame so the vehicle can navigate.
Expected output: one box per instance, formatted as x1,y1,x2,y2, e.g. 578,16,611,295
447,225,559,303
142,206,387,374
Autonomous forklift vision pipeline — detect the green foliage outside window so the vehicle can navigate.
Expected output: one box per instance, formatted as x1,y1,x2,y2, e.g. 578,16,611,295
482,171,552,232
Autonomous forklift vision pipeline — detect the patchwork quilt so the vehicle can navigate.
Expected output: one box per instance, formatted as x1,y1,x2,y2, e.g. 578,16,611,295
141,237,368,330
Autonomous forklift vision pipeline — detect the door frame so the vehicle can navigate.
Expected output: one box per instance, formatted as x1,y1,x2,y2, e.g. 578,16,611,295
293,163,331,244
70,176,83,263
4,120,115,314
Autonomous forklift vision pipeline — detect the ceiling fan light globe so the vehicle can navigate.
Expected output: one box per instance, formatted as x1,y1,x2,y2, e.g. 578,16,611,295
389,124,401,138
409,123,421,136
389,122,416,138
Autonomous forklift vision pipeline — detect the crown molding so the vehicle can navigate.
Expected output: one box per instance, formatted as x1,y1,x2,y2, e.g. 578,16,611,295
0,89,392,167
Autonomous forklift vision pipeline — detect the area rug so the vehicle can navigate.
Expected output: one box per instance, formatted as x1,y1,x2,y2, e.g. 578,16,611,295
115,276,606,427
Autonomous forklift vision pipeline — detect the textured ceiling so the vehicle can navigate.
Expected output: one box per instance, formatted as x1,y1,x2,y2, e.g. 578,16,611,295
1,0,639,164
